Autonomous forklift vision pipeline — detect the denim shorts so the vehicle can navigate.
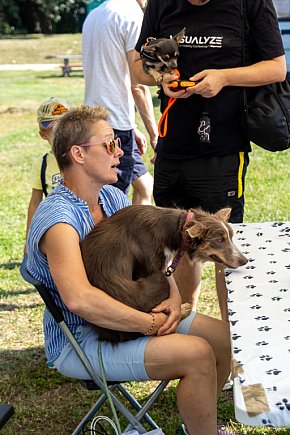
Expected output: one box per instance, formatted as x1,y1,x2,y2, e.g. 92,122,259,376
53,310,196,382
132,142,148,182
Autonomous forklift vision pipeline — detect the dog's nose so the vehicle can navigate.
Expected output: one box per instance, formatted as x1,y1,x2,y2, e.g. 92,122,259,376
169,60,178,68
239,255,248,266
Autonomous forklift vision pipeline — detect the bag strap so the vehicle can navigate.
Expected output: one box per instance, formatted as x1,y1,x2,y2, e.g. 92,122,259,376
240,0,249,114
98,341,122,435
40,152,48,197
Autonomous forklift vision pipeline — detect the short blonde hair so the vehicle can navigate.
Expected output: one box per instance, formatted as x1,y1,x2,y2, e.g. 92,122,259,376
52,105,110,170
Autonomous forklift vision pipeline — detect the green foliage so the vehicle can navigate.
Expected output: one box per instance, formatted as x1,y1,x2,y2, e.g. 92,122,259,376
0,0,87,34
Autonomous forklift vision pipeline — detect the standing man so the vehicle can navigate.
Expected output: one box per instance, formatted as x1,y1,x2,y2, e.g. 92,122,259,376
82,0,157,203
133,0,286,318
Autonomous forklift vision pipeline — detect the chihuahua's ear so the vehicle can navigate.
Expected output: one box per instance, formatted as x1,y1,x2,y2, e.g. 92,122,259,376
215,208,232,222
186,222,205,239
173,27,186,44
144,44,157,52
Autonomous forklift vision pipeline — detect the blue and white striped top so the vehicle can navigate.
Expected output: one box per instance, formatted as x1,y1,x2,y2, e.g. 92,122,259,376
26,181,130,364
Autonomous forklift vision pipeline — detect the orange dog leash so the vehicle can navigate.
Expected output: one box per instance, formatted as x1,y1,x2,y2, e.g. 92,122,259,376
158,70,199,138
158,69,179,138
158,97,177,138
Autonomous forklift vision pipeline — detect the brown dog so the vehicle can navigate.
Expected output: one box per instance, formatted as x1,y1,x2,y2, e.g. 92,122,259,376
140,28,186,83
81,206,247,343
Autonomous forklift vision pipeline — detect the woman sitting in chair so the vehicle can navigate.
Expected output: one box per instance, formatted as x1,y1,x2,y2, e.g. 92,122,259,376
26,105,232,435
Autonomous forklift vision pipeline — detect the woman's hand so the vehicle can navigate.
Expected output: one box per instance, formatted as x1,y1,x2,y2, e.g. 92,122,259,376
152,276,182,335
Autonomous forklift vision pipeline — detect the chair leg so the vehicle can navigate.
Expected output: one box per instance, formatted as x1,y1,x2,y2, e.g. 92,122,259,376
71,388,115,435
72,383,151,434
121,380,169,432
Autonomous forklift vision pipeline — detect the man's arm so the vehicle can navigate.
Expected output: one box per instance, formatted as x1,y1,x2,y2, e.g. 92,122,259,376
41,222,167,334
127,50,158,150
133,50,157,86
163,56,287,100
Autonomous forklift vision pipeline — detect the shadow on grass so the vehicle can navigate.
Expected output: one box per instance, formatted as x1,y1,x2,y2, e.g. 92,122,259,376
0,287,36,298
0,346,46,372
0,302,42,311
0,261,21,270
39,73,84,79
0,347,178,434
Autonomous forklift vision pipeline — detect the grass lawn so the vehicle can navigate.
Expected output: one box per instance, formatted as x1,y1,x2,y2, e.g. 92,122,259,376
0,34,289,435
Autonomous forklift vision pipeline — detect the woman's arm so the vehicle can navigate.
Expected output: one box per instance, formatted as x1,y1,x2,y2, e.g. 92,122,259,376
41,222,167,335
152,275,182,335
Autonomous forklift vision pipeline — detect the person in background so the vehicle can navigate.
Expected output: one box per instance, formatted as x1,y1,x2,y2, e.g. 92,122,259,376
82,0,157,205
25,97,72,248
131,133,154,204
26,105,232,435
133,0,286,320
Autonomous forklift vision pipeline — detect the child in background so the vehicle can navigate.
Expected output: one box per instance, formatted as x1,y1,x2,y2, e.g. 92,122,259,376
25,97,72,245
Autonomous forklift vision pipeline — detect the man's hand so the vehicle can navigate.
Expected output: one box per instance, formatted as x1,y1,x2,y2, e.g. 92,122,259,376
188,69,226,98
162,69,226,99
134,128,147,155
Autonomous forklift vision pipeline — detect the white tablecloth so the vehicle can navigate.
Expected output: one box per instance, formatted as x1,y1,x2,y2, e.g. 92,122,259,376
226,222,290,428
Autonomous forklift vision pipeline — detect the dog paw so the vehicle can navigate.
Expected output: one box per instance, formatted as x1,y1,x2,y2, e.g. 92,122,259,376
180,303,192,319
149,68,163,83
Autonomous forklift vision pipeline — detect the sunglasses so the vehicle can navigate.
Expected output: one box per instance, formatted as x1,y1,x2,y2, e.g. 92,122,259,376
79,137,121,155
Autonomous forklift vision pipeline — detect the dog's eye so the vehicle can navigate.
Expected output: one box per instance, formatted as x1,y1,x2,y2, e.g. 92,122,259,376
217,237,224,243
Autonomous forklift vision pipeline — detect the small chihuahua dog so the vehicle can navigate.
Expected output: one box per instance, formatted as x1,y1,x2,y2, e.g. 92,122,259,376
140,27,186,83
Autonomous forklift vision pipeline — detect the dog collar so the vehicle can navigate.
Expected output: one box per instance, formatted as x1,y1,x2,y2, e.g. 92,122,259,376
140,37,157,61
165,211,194,277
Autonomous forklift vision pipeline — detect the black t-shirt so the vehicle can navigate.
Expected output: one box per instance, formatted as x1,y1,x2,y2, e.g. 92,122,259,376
136,0,284,159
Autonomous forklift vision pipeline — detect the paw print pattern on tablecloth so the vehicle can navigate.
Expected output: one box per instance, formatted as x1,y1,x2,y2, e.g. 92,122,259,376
260,355,273,361
258,326,272,332
226,222,290,427
266,369,282,376
261,418,274,427
256,341,269,346
275,399,290,411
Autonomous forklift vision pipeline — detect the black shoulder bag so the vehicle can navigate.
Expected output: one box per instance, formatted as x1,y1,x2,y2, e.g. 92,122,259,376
240,0,290,152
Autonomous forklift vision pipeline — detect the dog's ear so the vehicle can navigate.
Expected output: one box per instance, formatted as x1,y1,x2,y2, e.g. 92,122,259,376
186,222,205,239
173,27,186,44
144,44,157,52
215,208,232,222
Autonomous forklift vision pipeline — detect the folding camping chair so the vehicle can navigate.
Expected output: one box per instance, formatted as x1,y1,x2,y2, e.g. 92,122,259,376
20,257,168,434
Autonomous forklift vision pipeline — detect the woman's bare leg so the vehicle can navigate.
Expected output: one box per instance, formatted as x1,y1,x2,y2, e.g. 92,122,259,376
189,312,231,393
145,334,218,435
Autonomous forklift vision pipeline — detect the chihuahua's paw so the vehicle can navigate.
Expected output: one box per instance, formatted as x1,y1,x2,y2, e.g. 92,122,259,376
149,68,163,84
180,303,192,319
